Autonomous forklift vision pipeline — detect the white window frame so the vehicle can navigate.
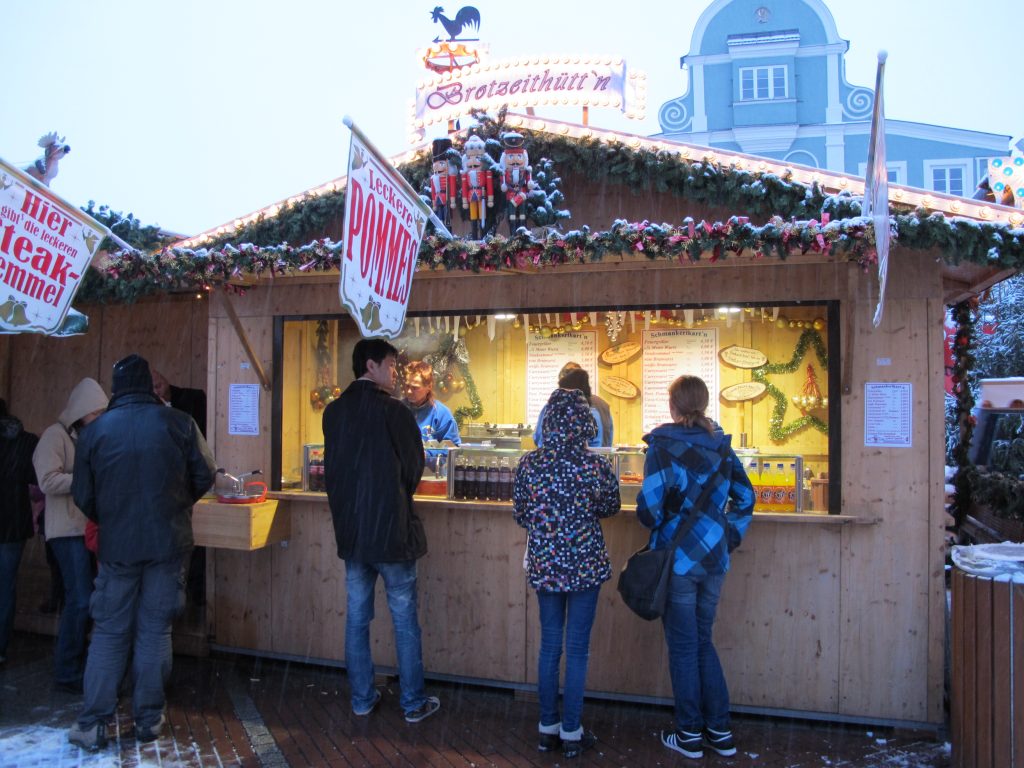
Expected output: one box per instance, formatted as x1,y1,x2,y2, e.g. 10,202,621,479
739,65,788,101
857,161,907,185
924,159,973,198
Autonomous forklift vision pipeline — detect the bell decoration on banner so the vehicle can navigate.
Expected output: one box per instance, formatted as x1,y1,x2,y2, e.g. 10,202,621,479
791,364,828,411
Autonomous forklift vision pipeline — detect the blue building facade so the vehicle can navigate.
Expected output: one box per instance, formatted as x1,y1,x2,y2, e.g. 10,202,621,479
655,0,1009,197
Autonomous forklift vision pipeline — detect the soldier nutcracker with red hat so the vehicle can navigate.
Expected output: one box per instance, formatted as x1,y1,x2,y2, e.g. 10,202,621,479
429,137,458,229
461,135,494,239
499,132,532,234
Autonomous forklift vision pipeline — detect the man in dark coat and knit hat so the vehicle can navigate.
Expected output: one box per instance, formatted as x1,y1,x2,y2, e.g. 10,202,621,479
68,354,215,750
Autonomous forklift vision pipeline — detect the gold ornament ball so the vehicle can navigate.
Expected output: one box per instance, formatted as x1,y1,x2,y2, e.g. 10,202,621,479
822,397,829,407
776,318,788,329
512,317,521,328
541,327,552,338
572,322,582,331
813,318,824,330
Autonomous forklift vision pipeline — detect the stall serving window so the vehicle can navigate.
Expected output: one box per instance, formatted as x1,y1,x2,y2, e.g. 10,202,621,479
272,302,839,513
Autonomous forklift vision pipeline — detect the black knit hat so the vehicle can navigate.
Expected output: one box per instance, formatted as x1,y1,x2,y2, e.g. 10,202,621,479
112,354,153,395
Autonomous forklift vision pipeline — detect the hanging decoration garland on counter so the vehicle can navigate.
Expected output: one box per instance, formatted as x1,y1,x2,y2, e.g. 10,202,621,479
309,320,341,411
752,328,829,441
423,334,482,426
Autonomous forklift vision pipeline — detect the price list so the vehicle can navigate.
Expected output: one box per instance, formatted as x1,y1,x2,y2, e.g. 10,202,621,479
525,331,598,429
641,328,719,432
863,382,912,447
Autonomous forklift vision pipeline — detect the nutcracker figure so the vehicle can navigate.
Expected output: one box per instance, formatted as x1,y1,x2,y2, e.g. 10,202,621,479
499,132,532,234
460,135,494,239
429,137,458,229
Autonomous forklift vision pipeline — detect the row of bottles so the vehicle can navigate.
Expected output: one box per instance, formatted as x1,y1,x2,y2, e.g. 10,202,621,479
452,455,513,501
745,460,798,512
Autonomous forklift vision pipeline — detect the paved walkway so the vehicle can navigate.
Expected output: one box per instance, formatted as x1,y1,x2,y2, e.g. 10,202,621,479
0,632,950,767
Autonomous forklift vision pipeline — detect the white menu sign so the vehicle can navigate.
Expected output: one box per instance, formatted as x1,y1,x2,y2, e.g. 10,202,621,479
864,382,912,447
228,383,261,436
525,331,598,429
642,328,719,433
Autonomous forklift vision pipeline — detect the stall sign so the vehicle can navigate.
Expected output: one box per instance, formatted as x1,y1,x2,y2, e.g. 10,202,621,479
341,131,428,339
0,158,109,336
412,56,646,140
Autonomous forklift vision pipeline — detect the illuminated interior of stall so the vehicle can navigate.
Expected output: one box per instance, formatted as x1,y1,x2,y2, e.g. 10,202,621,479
278,304,832,508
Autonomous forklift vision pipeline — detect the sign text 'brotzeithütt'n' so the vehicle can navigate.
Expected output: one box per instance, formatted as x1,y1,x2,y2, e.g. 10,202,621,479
0,158,107,335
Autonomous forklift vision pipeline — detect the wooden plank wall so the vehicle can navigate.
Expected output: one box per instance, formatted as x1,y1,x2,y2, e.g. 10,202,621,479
200,245,947,725
7,295,208,636
951,569,1023,768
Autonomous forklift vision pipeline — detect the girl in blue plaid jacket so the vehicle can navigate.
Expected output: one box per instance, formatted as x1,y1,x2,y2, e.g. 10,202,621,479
634,375,755,760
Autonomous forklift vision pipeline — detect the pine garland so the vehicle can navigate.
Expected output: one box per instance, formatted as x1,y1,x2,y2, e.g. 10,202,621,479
752,329,829,441
947,299,978,528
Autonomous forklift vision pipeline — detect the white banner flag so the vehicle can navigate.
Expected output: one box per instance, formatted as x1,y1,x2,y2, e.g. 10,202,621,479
865,52,890,328
0,158,108,336
340,119,435,339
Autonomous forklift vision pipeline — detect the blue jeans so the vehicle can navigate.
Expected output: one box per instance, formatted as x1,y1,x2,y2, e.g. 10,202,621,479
77,556,185,730
0,540,25,657
663,571,730,733
536,587,600,734
49,536,94,686
345,560,427,715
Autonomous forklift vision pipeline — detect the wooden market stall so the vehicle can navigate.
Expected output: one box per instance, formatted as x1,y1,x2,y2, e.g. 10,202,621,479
4,117,1020,728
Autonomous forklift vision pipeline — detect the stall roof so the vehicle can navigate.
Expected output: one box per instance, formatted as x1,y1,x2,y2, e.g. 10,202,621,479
174,113,1023,252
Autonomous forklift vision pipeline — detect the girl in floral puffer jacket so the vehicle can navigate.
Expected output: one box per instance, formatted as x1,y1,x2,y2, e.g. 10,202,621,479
513,387,620,759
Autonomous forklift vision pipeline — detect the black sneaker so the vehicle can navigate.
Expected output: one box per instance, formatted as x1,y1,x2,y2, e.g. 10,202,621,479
662,729,703,759
404,696,440,723
135,713,166,743
562,730,596,759
538,731,561,752
703,726,737,756
68,721,108,751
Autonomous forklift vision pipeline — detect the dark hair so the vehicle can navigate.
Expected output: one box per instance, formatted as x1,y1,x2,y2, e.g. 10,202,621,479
559,367,591,400
668,375,715,434
352,338,398,378
557,361,582,380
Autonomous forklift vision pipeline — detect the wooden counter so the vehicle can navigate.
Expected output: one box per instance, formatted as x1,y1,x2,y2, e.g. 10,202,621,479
209,493,873,717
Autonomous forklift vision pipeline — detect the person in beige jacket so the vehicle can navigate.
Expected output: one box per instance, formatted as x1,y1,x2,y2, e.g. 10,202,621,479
33,377,108,693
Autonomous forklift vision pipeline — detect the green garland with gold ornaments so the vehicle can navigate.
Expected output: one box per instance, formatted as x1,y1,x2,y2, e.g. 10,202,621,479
423,334,483,427
752,328,829,441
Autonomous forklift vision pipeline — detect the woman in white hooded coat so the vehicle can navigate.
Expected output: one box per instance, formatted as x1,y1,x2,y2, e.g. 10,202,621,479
33,377,108,693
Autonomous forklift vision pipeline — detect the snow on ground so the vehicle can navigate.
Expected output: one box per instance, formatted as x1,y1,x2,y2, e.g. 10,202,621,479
0,725,209,768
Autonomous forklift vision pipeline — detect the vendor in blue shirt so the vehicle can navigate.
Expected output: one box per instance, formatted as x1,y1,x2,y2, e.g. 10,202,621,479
533,366,610,449
403,360,461,471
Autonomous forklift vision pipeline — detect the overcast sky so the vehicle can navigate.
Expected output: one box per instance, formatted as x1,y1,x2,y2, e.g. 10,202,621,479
1,0,1018,237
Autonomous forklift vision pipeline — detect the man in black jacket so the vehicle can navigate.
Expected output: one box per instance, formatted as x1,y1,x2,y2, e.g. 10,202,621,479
323,338,440,723
68,354,215,750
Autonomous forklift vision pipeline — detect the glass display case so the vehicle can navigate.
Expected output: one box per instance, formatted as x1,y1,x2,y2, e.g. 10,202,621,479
736,452,807,513
303,444,325,492
446,446,528,501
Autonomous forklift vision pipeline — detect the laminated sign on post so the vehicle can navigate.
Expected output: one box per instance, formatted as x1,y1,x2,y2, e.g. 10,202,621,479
0,159,109,336
340,118,443,339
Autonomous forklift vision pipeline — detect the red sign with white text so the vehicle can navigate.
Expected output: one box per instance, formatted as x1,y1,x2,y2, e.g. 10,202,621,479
340,133,426,338
0,158,108,335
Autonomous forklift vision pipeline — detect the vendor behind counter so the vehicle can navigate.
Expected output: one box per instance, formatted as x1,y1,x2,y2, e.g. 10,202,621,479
402,361,461,470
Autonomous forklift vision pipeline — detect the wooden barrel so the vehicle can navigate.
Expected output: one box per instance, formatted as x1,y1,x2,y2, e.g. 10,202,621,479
950,568,1024,768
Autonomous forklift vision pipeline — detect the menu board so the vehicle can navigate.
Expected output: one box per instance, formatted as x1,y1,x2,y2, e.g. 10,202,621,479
864,382,912,447
525,331,598,429
641,328,719,432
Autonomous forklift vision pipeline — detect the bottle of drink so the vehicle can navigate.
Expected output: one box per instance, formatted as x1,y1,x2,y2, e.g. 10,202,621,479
464,459,478,500
745,460,761,511
773,463,788,512
759,461,776,512
498,456,513,501
486,457,501,501
453,454,466,499
786,462,798,512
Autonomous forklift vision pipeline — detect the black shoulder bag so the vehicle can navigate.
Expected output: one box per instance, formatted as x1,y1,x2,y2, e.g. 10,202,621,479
617,444,732,621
